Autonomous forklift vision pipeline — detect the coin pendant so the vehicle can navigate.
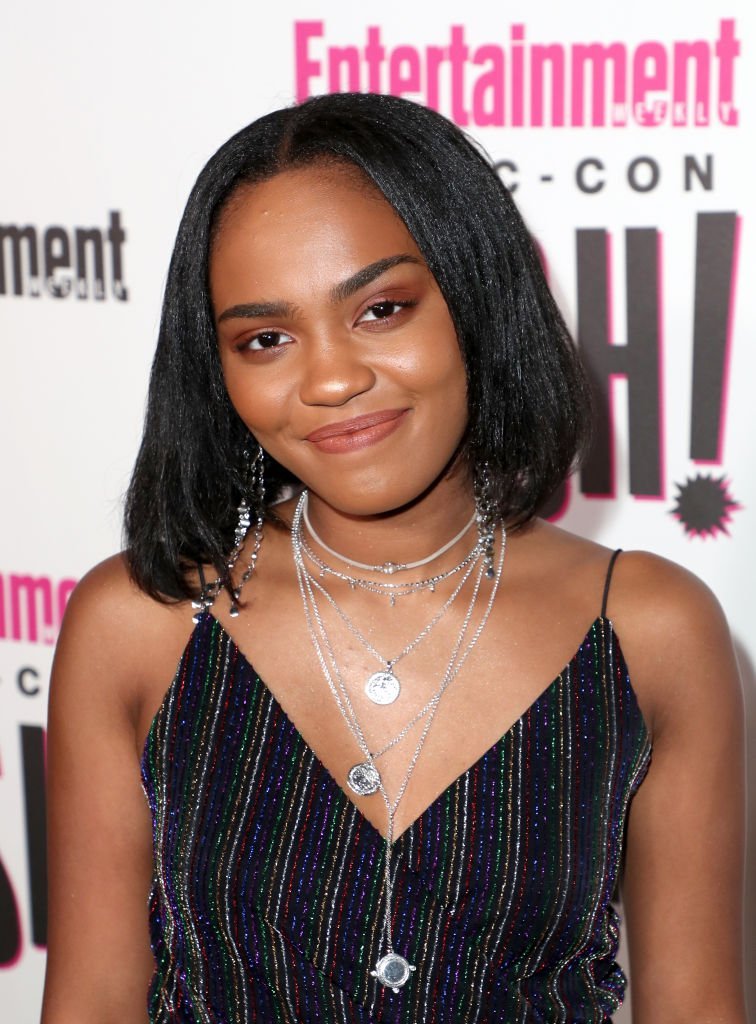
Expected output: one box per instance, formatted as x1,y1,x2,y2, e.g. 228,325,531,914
365,671,400,705
370,952,416,992
347,762,381,796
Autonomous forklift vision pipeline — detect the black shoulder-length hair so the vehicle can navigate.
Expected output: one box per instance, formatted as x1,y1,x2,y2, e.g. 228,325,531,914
124,91,591,601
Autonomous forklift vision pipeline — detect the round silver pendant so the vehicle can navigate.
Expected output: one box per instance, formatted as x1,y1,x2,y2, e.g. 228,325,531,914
371,952,416,992
365,671,400,705
347,762,381,796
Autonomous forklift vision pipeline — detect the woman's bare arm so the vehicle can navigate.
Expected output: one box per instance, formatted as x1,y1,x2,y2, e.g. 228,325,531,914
41,556,189,1024
614,553,746,1024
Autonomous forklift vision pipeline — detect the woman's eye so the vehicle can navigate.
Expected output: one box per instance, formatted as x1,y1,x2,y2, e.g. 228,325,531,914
242,330,293,352
359,300,410,323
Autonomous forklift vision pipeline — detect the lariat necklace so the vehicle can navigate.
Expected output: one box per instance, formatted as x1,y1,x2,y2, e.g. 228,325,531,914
291,491,506,992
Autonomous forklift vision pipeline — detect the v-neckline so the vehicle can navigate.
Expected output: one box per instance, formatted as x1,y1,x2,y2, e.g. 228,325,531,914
194,611,612,847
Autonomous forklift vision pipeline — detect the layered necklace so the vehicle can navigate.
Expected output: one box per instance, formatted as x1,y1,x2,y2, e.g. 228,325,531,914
299,492,485,605
291,491,506,993
303,498,478,575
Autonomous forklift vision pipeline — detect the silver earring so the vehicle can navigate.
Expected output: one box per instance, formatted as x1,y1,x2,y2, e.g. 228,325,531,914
228,443,265,616
232,443,265,550
474,462,497,579
192,443,266,623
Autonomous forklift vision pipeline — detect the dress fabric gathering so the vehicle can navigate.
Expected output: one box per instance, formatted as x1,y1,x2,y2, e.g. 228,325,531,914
141,608,651,1023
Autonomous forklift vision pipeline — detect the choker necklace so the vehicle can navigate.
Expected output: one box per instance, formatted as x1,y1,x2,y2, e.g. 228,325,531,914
291,491,507,992
300,533,482,604
303,492,477,575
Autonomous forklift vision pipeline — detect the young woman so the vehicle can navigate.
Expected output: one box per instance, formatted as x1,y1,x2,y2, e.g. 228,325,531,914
41,93,746,1023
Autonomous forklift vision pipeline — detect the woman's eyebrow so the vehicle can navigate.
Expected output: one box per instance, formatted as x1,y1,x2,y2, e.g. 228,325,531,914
216,253,422,324
217,300,298,323
329,254,422,304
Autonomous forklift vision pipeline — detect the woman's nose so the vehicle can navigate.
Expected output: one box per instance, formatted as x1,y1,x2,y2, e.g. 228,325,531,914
298,334,377,407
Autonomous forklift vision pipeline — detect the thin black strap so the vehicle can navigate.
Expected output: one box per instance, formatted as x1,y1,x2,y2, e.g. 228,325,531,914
601,549,622,619
197,562,207,596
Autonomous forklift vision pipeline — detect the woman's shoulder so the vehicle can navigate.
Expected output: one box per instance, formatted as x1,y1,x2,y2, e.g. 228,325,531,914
64,550,151,615
528,522,740,739
61,552,192,646
599,548,738,742
53,553,198,728
529,519,727,629
605,547,729,643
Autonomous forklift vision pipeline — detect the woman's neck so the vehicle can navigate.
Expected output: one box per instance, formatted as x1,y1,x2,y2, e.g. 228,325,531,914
302,476,477,582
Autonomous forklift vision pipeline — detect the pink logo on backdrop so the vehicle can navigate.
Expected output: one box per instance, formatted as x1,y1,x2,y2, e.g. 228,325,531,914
294,19,740,129
0,572,77,645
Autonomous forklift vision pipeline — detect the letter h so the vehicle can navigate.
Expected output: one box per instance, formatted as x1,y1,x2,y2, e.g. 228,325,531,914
577,228,663,497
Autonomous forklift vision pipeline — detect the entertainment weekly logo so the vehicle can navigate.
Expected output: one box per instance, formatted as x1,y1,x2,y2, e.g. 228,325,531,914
0,210,127,301
0,572,76,646
294,19,740,129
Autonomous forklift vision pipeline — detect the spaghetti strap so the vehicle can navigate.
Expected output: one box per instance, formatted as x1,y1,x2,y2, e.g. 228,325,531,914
601,549,622,619
198,562,207,593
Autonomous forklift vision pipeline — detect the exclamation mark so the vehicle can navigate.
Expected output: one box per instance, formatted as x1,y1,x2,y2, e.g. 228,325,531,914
690,212,739,463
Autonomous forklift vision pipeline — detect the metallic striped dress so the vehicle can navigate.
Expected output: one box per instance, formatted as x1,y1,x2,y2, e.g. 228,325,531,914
141,609,651,1023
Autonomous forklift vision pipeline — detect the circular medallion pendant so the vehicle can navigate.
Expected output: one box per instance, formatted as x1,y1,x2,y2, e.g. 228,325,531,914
365,671,400,705
347,762,381,796
371,952,416,992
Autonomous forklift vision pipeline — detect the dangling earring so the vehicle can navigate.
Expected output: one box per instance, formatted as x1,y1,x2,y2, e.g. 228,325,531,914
232,443,265,550
474,461,497,579
192,442,266,623
228,443,266,616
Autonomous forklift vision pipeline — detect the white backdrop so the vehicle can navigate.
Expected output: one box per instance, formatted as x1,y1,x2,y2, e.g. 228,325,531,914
1,2,754,1020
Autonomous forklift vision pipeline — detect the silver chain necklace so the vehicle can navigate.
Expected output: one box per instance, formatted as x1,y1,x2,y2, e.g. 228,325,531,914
299,530,483,605
291,491,507,992
303,491,477,575
302,544,481,706
303,552,484,782
292,493,488,769
295,552,486,798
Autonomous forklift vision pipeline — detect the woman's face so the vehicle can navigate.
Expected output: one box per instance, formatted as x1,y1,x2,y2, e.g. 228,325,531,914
211,163,469,517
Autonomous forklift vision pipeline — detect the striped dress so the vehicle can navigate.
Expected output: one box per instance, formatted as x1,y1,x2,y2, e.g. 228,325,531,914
141,611,651,1023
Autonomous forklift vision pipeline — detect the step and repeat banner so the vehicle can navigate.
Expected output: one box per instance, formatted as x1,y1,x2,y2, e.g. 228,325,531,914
2,2,754,1020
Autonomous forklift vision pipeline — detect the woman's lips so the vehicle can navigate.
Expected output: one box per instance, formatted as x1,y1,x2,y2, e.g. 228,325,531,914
305,409,409,453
